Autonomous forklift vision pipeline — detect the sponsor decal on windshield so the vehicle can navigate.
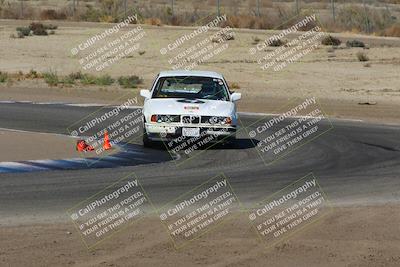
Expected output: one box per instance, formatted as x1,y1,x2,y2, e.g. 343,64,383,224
184,106,200,110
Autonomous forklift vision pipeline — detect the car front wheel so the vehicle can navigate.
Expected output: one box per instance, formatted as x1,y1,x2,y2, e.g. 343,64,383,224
142,119,153,148
142,131,153,148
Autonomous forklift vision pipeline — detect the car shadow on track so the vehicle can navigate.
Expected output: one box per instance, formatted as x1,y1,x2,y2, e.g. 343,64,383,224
142,138,258,151
210,138,258,150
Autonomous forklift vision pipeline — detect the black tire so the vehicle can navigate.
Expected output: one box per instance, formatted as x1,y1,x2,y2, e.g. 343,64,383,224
142,131,153,148
142,118,153,148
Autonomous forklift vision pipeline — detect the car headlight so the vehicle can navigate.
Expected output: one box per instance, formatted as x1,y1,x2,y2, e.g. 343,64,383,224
208,116,232,125
150,115,179,123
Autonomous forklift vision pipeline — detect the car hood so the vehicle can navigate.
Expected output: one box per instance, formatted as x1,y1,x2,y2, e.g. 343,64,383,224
143,98,235,117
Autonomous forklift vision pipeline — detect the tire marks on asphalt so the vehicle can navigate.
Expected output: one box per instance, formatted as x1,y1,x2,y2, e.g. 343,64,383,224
0,143,173,173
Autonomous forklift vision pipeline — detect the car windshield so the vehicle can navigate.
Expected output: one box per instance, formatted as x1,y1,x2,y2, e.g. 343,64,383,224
152,76,229,101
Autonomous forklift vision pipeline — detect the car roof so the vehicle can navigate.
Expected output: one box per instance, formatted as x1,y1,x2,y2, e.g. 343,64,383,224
158,70,224,79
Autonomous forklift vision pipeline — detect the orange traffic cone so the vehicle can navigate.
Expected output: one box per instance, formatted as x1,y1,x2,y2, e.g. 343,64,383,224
86,144,95,151
76,140,87,152
76,140,95,152
103,131,112,150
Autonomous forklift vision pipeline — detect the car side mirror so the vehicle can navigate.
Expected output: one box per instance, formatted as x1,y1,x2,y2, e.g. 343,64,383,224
231,92,241,102
140,89,151,99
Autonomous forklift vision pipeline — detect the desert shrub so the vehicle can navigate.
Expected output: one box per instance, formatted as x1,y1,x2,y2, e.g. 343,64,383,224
60,76,75,85
95,74,114,86
337,4,393,33
165,6,173,16
29,22,48,36
100,15,115,23
222,31,235,41
212,31,235,43
222,15,274,30
80,74,96,85
44,24,58,30
280,11,319,31
211,36,221,43
15,23,57,38
25,69,42,79
79,73,114,86
221,16,241,29
68,71,85,80
40,9,66,20
170,16,181,26
269,38,286,47
384,24,400,37
274,5,297,27
118,75,143,88
356,52,369,62
144,17,162,26
17,70,24,78
297,19,319,31
80,6,103,22
337,5,368,32
346,40,365,48
40,9,57,20
1,3,18,19
17,31,25,38
0,71,8,83
16,27,31,36
1,2,34,19
29,22,43,32
99,0,120,17
321,35,341,46
258,17,275,30
43,71,59,86
252,36,261,45
32,27,48,36
138,50,146,55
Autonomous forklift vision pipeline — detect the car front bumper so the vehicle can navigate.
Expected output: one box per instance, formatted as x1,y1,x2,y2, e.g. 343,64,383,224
145,123,236,141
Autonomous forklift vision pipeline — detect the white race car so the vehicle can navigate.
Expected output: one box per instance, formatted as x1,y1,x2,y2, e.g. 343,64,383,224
140,70,241,147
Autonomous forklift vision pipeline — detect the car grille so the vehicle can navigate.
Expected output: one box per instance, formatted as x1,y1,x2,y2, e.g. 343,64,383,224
158,115,230,125
201,116,217,124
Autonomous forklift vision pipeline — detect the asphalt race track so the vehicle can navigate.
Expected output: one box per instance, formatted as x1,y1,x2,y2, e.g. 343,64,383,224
0,142,173,173
0,102,399,224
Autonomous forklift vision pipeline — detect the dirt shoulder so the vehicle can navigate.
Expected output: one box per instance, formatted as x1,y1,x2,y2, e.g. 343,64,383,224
239,94,400,125
1,20,399,125
1,205,399,267
0,129,116,161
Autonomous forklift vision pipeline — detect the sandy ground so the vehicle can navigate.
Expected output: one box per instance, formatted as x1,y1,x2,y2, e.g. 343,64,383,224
0,20,399,266
0,206,399,267
0,20,399,124
0,129,116,161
